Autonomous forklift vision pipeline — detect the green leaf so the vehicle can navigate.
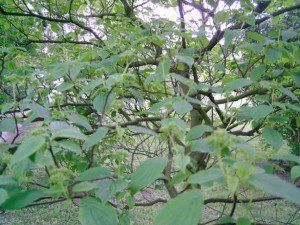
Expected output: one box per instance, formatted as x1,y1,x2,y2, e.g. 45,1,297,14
294,49,300,65
172,100,193,115
56,82,74,92
248,173,300,205
0,188,8,205
93,91,115,113
291,166,300,182
237,217,251,225
249,105,273,122
243,14,255,26
0,118,16,133
128,125,157,136
97,55,119,68
73,182,99,193
278,86,299,102
68,114,93,131
248,65,266,81
227,175,239,195
282,30,297,42
1,189,45,210
187,125,213,140
174,155,190,171
129,157,168,194
50,121,71,132
149,98,173,112
155,58,171,78
188,167,222,185
119,211,130,225
95,179,127,202
187,97,204,106
169,73,197,90
224,29,239,48
79,197,118,225
76,166,111,182
98,50,109,59
169,171,191,186
58,141,82,154
262,126,283,150
0,176,17,186
29,103,51,119
50,61,83,79
52,127,87,140
190,139,214,153
174,55,194,67
10,136,45,165
154,190,203,225
78,78,102,96
160,118,189,132
265,48,282,64
84,127,109,149
271,154,300,164
218,216,234,224
1,102,14,114
286,103,300,111
146,58,171,85
224,78,252,92
293,71,300,87
247,31,265,43
215,11,230,23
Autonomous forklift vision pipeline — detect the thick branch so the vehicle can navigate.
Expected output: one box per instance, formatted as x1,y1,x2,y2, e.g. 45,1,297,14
177,0,187,49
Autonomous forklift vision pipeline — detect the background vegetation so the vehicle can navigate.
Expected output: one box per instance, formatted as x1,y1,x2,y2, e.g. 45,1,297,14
0,0,299,224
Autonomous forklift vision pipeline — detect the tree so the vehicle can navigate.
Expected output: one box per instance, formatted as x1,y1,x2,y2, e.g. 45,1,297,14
0,0,299,224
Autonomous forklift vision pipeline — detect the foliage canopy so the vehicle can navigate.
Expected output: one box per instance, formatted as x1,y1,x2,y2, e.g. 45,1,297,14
0,0,300,224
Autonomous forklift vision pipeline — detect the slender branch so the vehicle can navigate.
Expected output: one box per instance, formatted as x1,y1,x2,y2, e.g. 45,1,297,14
108,116,162,129
135,198,167,206
0,52,6,76
0,5,103,41
181,0,213,16
229,194,237,216
23,39,100,47
201,3,300,54
49,145,60,168
26,198,67,207
119,0,134,17
204,196,282,204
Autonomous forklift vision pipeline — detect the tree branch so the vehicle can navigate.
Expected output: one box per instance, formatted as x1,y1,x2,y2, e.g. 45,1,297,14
177,0,187,49
201,3,300,54
0,5,103,41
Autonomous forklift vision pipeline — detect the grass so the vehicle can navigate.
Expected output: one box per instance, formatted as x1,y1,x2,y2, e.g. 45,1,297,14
0,202,79,225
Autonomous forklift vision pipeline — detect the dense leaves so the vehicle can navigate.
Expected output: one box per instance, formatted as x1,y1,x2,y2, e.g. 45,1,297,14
0,0,299,224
